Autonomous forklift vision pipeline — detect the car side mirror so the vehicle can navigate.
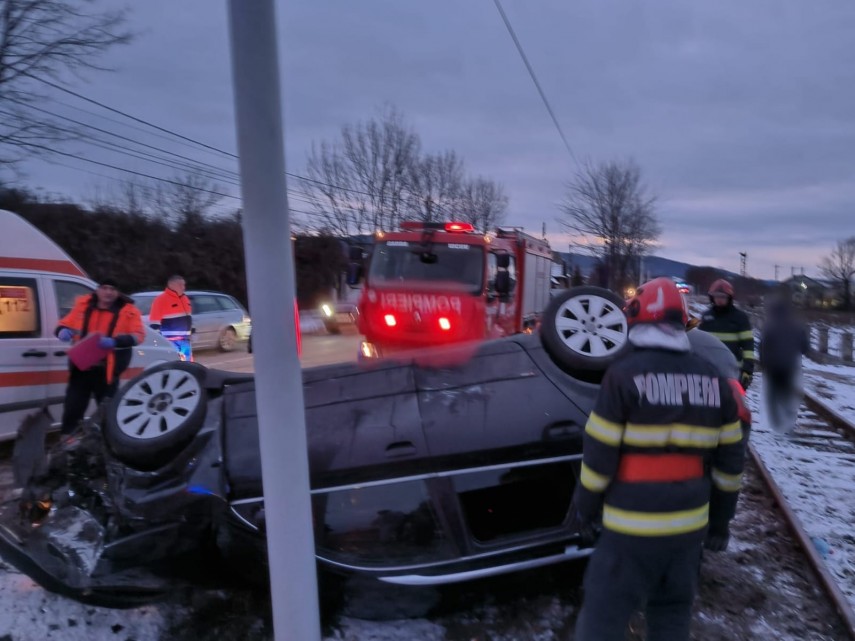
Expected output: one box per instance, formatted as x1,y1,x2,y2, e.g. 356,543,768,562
495,271,511,296
346,263,363,286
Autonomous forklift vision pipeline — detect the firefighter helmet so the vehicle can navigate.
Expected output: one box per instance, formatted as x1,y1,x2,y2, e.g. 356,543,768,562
624,277,689,327
708,279,734,298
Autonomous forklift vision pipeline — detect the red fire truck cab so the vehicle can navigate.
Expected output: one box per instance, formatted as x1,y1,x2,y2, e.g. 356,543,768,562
355,221,555,358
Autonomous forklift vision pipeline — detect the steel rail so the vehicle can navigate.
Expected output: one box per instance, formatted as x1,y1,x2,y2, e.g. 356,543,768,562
802,390,855,441
748,391,855,641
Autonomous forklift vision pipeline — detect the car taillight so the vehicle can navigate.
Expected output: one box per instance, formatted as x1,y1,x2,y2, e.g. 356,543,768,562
384,314,397,327
438,317,451,331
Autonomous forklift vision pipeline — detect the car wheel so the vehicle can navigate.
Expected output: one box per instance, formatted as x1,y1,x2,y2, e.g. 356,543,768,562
540,286,629,375
218,327,238,352
105,361,207,470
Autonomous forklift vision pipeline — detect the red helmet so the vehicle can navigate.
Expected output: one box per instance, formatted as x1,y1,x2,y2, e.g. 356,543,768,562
708,279,734,298
624,277,689,327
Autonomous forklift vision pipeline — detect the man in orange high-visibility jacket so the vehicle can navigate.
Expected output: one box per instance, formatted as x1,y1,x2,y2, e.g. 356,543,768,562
55,279,145,434
149,275,193,361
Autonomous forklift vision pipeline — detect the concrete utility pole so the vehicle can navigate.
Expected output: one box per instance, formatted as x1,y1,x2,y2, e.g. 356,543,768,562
226,3,321,640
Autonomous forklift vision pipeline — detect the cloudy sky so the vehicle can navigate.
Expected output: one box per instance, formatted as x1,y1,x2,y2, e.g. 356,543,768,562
10,0,855,280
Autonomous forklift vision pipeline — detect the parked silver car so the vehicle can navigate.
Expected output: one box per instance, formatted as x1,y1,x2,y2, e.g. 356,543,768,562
131,290,252,352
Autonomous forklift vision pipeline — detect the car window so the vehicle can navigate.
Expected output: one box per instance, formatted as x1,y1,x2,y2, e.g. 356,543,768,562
54,280,93,319
216,296,238,311
132,295,156,316
486,253,517,296
0,276,40,338
190,295,221,314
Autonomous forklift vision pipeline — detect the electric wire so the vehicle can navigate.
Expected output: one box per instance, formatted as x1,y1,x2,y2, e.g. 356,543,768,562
491,0,580,166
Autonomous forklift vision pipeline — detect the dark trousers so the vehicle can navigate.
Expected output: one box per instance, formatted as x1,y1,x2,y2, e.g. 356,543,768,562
60,366,119,434
764,368,801,435
575,530,703,641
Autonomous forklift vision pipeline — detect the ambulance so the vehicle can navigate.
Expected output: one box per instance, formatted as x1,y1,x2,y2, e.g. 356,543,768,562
0,209,180,441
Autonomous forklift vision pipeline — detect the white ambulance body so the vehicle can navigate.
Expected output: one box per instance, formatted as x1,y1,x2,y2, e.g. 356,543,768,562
0,209,179,441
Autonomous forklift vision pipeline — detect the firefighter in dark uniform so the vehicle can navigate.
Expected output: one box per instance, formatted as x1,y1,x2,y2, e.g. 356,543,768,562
574,277,744,641
699,279,755,390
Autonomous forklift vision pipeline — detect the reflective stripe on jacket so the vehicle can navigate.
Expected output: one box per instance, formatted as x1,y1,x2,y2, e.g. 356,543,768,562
699,304,755,377
149,288,192,340
573,347,744,539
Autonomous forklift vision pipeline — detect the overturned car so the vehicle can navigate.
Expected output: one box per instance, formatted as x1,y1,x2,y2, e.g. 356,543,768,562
0,287,633,603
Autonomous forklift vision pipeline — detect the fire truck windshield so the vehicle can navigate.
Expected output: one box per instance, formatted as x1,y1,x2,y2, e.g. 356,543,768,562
368,242,484,291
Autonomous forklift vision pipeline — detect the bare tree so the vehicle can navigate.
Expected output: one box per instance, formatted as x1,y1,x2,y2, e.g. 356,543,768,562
407,150,464,223
301,105,420,235
153,173,224,228
86,177,154,218
0,0,131,167
818,236,855,310
458,176,508,232
301,140,359,236
560,159,660,292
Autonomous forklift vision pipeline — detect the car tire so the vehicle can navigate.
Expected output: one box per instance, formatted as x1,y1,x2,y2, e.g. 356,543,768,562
105,361,207,470
540,286,629,376
218,327,238,352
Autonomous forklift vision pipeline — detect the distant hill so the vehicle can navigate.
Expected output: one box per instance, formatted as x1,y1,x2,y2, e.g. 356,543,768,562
556,252,742,282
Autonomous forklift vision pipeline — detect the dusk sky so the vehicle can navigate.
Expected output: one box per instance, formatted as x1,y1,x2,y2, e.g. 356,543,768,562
10,0,855,281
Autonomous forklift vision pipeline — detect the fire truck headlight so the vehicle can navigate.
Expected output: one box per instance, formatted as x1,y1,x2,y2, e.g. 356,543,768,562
438,317,451,331
384,314,397,327
321,303,333,317
360,341,379,359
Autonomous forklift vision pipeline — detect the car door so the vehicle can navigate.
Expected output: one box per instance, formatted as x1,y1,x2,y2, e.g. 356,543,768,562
300,360,456,570
414,338,589,550
0,275,51,442
43,277,96,424
187,294,224,350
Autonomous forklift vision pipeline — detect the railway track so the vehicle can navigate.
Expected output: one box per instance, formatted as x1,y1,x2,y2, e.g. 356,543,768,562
747,373,855,640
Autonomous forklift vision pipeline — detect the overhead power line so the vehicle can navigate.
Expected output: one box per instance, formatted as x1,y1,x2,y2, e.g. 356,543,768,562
12,140,241,200
31,76,240,159
7,97,240,182
30,75,379,199
491,0,580,166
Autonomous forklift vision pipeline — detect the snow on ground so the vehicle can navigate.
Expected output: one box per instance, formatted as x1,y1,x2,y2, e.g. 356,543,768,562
0,560,173,641
748,358,855,609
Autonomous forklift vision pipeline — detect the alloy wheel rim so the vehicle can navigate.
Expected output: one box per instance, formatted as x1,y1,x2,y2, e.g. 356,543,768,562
115,369,202,439
554,294,628,357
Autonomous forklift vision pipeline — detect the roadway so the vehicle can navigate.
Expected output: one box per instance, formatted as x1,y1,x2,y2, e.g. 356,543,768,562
194,330,362,372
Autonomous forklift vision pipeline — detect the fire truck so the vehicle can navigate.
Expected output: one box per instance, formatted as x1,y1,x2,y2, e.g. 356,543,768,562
353,221,556,358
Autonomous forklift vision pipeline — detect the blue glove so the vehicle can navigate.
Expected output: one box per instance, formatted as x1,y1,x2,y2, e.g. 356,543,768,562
57,328,74,342
98,337,116,350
